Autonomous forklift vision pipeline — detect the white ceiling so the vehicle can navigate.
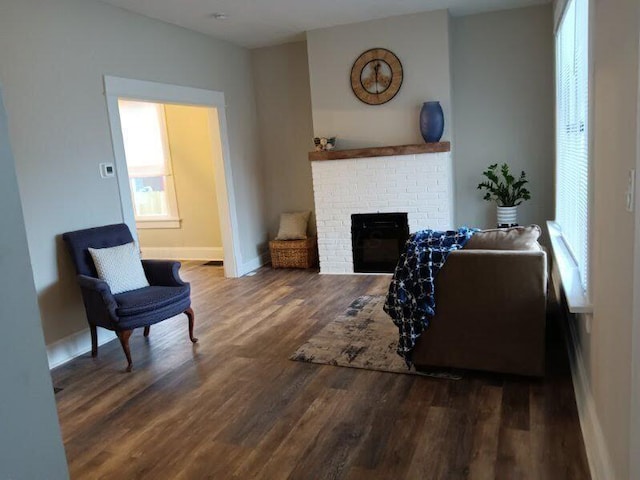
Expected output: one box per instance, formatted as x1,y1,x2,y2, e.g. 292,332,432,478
100,0,550,48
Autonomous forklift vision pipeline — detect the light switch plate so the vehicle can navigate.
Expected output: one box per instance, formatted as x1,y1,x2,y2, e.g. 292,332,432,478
99,162,115,178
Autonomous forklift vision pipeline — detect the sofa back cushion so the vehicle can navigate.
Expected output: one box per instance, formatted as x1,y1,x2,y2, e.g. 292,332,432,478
465,224,542,251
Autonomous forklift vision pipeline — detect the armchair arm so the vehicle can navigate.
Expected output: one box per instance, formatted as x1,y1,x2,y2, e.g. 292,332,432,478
77,274,112,295
141,260,186,287
77,274,119,327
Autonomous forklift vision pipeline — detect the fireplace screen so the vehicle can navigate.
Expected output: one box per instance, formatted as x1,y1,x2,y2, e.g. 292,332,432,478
351,213,409,273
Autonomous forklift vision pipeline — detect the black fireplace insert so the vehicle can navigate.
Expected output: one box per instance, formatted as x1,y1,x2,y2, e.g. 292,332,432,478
351,212,409,273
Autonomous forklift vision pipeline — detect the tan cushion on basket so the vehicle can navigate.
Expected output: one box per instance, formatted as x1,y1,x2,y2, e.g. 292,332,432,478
275,211,311,240
465,224,542,251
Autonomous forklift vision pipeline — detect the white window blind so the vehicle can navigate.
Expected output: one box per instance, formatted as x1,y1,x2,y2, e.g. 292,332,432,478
117,100,179,223
118,100,172,178
555,0,590,290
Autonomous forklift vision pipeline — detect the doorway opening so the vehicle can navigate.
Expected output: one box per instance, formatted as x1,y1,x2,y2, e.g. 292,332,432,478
104,76,241,277
117,99,224,265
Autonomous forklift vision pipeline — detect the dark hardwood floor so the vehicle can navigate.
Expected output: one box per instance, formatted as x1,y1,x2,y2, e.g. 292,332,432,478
52,263,590,480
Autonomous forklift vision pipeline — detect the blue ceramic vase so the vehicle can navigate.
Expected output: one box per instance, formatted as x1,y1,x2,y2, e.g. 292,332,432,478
419,101,444,143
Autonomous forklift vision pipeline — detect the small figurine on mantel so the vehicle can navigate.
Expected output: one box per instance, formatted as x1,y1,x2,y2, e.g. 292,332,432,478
313,137,336,151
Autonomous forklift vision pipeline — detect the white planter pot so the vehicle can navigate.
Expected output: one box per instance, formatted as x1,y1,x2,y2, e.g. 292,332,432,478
497,206,518,227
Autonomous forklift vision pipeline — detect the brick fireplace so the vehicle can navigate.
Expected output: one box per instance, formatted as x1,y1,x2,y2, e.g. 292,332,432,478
309,143,454,274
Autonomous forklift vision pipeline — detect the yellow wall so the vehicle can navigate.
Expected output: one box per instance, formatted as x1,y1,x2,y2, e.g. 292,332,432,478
138,104,223,252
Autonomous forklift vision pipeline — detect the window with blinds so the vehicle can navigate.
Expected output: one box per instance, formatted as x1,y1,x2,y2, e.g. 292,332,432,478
555,0,590,291
118,100,180,224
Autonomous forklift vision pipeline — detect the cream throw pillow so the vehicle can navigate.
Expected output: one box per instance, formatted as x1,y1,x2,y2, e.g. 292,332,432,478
465,224,542,251
88,242,150,294
276,211,311,240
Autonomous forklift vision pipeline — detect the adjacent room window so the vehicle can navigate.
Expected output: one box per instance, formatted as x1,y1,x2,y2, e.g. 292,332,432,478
555,0,590,290
118,99,180,228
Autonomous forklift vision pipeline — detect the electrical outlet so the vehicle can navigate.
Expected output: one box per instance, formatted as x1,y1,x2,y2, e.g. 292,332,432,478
626,169,636,212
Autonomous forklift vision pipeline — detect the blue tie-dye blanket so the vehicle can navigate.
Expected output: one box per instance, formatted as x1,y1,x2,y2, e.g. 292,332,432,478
383,227,477,365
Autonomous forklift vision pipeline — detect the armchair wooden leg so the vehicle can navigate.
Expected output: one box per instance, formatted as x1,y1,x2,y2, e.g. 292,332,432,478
116,330,134,372
143,326,150,337
90,324,98,357
185,308,198,343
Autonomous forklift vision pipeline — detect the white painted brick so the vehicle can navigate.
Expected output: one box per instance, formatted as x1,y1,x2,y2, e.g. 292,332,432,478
312,152,453,273
322,220,341,228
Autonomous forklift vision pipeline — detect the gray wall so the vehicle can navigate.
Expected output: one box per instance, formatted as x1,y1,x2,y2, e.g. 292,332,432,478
307,10,453,149
547,1,640,476
252,42,316,239
0,87,69,479
572,0,639,477
451,5,554,229
0,0,265,348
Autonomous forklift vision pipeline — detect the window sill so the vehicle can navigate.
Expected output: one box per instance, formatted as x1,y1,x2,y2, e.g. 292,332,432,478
546,221,593,314
136,218,181,229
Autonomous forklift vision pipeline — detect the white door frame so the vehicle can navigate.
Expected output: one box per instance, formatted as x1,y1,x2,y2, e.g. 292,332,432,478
103,76,241,278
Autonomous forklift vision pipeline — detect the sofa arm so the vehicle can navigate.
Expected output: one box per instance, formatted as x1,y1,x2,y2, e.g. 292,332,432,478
412,249,548,376
434,249,547,315
77,274,119,327
440,249,547,296
141,260,186,287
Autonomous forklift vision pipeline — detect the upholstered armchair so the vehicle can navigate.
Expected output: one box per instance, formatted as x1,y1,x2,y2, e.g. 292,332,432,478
63,223,197,372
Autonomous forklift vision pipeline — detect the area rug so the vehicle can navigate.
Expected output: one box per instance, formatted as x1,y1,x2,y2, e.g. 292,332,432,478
290,295,460,379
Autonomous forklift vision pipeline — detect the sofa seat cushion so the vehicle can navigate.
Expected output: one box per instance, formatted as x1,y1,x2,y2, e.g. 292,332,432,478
465,224,542,251
115,285,190,317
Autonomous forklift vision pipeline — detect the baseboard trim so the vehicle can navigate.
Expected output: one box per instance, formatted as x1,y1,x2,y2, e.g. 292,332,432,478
239,251,269,276
47,327,117,369
564,317,615,480
140,246,223,261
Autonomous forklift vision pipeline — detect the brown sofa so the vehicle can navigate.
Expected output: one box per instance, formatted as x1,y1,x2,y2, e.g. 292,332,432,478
412,226,548,377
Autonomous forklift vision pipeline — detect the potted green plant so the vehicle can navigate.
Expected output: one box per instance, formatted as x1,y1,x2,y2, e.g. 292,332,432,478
477,163,531,227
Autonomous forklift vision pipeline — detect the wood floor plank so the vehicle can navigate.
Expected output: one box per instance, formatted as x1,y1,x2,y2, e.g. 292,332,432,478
370,379,441,479
242,388,350,480
350,376,414,470
405,405,452,479
467,385,503,480
51,264,591,480
495,427,534,480
501,380,531,431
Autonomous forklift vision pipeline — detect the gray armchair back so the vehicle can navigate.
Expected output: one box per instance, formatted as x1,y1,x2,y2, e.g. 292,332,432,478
64,223,133,277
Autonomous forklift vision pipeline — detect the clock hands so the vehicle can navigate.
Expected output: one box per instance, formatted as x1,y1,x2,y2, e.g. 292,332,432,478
362,60,390,95
374,62,380,94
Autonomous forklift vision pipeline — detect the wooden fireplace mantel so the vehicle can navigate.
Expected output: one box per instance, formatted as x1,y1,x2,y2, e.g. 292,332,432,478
308,142,450,161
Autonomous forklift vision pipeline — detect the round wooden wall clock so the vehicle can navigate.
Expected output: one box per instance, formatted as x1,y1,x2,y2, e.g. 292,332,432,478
350,48,403,105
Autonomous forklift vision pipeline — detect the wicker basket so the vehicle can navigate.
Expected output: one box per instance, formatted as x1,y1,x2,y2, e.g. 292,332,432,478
269,237,318,269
